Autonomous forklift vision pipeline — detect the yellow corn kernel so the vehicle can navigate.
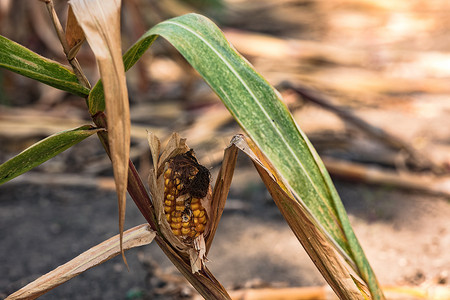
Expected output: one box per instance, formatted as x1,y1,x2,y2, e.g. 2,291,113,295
198,215,207,224
164,178,172,188
195,224,205,233
163,153,210,240
171,222,182,229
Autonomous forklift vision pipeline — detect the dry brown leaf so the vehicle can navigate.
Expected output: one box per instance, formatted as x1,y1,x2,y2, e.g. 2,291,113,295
206,142,238,253
65,5,85,60
229,135,367,300
70,0,130,264
6,224,155,300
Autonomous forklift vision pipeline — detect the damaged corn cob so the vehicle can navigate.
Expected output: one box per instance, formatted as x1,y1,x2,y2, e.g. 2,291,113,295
148,132,214,273
163,150,209,241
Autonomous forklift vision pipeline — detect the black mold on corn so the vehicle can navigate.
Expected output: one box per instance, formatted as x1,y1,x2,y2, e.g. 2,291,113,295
163,150,209,241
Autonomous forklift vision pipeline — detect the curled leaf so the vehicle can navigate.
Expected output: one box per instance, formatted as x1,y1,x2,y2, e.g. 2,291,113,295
65,6,86,60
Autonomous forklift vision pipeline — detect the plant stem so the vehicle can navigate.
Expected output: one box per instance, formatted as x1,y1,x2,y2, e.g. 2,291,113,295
92,112,157,230
155,235,231,299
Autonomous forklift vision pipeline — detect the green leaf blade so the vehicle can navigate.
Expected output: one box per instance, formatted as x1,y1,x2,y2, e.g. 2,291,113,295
148,14,344,240
0,35,90,97
0,125,102,185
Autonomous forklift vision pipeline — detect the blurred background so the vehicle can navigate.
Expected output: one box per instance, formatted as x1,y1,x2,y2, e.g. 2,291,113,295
1,0,449,299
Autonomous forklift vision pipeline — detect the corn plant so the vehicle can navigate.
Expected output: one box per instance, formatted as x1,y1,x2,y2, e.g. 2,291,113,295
0,0,385,299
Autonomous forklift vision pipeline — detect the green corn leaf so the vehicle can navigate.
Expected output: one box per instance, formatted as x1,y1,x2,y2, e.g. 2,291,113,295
89,13,384,299
0,35,90,97
0,125,103,185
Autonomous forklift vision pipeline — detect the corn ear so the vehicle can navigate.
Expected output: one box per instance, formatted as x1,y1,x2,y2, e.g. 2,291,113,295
148,132,212,273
